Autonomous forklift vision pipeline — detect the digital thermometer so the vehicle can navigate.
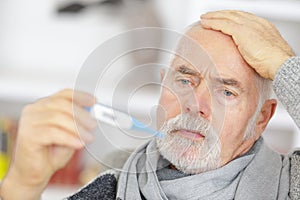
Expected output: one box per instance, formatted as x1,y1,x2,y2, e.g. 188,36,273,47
87,103,164,138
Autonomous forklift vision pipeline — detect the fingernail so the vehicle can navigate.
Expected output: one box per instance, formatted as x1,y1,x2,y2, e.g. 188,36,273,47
83,116,97,131
80,131,94,143
200,14,207,18
74,139,85,148
88,118,97,130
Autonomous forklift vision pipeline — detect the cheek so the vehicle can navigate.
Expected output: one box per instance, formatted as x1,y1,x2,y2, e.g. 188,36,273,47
219,115,246,143
217,109,254,161
156,88,182,129
216,95,257,139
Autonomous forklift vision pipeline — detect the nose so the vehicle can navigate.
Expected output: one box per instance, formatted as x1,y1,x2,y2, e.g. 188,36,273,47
183,81,211,119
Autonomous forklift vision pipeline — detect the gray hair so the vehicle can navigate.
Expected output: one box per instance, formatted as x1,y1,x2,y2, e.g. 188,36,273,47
243,73,273,139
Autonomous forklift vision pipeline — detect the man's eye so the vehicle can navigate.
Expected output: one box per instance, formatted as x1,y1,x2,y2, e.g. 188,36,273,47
179,79,192,85
214,87,238,105
223,90,234,97
172,77,197,94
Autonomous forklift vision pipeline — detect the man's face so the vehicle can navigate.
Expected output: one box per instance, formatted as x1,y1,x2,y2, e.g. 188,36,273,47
156,27,260,174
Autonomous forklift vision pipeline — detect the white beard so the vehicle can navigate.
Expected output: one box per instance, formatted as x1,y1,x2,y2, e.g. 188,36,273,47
156,113,222,174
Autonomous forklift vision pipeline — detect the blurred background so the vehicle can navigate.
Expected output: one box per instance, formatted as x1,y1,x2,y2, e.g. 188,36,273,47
0,0,299,199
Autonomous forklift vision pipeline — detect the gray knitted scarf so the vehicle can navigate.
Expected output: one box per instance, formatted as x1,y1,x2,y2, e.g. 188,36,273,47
116,137,290,200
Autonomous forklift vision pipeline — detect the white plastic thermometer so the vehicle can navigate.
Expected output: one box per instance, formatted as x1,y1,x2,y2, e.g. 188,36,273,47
86,103,164,138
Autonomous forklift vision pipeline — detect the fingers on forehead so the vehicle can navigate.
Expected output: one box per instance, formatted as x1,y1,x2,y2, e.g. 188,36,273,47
202,10,249,21
200,18,240,37
202,10,272,27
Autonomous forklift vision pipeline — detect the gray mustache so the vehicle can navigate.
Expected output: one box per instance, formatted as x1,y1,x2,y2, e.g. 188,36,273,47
160,113,211,136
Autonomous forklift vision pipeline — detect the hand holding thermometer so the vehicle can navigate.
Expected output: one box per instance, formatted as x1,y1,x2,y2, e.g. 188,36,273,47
86,103,164,138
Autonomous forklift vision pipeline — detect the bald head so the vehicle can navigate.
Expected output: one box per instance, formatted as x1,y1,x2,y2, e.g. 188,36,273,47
183,22,252,72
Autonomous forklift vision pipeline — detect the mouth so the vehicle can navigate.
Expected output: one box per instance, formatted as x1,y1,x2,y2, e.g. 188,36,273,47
171,129,205,140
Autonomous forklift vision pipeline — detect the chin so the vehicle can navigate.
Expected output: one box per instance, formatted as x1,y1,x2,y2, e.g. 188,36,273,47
156,134,222,174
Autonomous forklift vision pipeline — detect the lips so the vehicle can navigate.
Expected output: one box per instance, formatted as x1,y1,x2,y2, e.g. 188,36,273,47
172,129,205,140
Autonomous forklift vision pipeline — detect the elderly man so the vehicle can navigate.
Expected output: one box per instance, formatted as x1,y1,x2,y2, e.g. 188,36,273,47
0,10,299,200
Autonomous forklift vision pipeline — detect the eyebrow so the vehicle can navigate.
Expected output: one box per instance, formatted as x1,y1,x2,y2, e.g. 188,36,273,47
177,65,201,76
213,77,244,91
176,65,244,91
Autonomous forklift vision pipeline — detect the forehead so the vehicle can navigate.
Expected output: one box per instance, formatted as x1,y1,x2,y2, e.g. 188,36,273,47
170,27,257,87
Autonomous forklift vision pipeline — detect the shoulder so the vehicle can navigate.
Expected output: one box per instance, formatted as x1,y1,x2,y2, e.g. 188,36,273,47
290,150,300,199
65,169,120,200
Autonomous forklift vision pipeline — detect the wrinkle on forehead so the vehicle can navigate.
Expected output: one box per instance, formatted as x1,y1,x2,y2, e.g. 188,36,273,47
192,25,255,75
184,24,251,72
172,36,215,75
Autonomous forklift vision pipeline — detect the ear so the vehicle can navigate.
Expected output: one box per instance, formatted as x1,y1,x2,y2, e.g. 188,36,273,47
255,99,277,137
160,69,165,82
